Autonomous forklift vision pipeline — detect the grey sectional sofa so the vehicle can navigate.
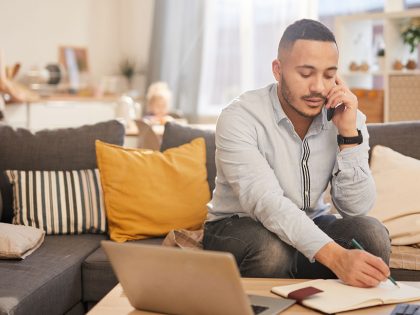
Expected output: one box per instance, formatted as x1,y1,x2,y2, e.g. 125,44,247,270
0,121,124,315
0,119,420,315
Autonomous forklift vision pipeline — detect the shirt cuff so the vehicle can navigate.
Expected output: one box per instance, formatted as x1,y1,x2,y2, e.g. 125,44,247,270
334,144,368,172
297,228,334,262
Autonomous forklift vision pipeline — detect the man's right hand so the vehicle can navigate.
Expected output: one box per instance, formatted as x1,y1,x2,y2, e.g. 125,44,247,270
315,242,390,288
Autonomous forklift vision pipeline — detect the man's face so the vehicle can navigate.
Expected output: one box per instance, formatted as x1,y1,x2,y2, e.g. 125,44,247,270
273,39,339,119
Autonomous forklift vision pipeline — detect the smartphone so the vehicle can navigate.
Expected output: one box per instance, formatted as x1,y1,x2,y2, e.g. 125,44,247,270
326,102,344,121
327,107,335,121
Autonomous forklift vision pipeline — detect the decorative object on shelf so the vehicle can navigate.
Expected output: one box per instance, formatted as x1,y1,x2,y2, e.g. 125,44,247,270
119,58,137,90
24,66,49,85
393,60,404,70
401,17,420,54
0,50,39,103
348,61,370,72
45,63,62,85
406,59,418,70
115,94,142,127
58,46,89,94
359,62,370,72
349,61,359,71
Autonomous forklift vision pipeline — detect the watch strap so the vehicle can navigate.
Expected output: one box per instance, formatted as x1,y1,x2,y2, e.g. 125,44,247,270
337,129,363,145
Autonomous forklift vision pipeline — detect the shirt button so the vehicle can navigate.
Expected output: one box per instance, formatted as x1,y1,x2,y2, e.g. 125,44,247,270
305,191,309,196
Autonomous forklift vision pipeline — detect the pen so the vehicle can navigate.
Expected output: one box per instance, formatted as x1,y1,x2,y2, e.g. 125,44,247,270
351,238,400,288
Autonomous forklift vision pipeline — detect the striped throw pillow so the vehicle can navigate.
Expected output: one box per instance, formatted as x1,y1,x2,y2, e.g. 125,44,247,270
5,169,106,235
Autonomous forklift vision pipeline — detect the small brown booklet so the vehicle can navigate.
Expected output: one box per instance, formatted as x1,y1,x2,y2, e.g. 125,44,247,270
271,279,420,314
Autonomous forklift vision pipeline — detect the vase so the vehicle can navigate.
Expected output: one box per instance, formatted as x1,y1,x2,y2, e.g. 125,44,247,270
377,56,385,72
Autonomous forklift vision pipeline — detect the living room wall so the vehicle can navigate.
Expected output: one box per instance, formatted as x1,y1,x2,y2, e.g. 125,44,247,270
0,0,154,83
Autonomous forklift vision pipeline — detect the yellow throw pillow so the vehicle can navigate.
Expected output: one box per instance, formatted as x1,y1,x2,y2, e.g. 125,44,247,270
96,138,210,242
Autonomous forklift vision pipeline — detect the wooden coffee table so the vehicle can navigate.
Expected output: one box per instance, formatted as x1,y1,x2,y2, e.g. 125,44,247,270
88,278,420,314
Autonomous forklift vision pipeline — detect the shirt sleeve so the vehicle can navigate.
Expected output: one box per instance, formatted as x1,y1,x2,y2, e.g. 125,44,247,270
215,106,333,261
331,112,376,217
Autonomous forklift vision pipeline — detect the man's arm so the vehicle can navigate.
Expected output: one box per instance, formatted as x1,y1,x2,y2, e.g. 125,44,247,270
331,119,376,217
320,76,389,287
325,76,376,216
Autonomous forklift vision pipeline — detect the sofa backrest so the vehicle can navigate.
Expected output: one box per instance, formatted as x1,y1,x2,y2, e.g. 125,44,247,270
0,120,125,223
160,121,420,197
161,122,216,194
367,121,420,160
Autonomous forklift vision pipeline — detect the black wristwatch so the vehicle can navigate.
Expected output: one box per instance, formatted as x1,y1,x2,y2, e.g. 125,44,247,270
337,129,363,145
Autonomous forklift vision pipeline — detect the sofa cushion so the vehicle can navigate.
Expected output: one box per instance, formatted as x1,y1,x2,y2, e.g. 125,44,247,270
391,245,420,271
0,234,106,315
82,237,164,303
161,122,216,194
369,145,420,245
5,169,106,235
0,223,45,259
0,120,125,224
96,138,210,242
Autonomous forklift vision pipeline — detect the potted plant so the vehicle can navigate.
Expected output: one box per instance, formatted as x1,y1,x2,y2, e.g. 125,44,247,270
401,17,420,54
119,58,137,90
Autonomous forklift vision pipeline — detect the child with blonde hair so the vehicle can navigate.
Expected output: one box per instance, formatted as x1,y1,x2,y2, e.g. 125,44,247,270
144,81,174,125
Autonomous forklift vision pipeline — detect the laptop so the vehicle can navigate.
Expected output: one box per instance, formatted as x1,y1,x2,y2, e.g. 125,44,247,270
102,241,295,315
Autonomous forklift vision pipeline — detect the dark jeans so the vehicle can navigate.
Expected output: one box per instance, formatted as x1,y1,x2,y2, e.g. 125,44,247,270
202,214,391,279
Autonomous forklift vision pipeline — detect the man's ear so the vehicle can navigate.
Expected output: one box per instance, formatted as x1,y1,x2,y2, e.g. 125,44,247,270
272,59,282,82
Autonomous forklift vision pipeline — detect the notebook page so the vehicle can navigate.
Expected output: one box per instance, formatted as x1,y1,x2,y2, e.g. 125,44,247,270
271,279,420,314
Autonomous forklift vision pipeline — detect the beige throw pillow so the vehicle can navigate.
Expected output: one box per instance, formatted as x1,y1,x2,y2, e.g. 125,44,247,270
0,223,45,259
369,145,420,245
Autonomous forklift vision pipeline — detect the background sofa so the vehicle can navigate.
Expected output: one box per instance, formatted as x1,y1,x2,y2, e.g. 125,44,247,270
0,119,419,315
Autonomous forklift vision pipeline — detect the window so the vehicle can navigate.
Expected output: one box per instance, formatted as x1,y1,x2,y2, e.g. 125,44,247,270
198,0,317,116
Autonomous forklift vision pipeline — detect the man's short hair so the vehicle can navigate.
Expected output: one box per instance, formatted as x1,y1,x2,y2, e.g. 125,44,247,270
278,19,336,58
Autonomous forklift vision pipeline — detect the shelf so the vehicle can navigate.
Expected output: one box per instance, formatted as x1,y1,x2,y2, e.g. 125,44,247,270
388,69,420,76
336,8,420,22
342,70,420,76
342,71,384,77
335,7,420,122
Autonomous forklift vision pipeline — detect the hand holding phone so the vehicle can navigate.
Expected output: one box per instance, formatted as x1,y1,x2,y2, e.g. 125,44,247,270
325,75,358,137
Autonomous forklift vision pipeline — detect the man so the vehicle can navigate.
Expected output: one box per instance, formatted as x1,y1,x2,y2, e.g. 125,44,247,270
203,19,391,288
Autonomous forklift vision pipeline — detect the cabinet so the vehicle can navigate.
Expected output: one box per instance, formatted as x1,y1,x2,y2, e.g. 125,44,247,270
335,8,420,122
29,101,117,131
4,96,119,132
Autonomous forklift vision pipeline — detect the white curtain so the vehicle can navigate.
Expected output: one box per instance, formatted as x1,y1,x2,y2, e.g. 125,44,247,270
147,0,205,121
198,0,318,116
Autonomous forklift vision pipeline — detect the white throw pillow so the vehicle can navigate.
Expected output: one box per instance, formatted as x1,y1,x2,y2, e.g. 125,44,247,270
369,145,420,245
0,223,45,259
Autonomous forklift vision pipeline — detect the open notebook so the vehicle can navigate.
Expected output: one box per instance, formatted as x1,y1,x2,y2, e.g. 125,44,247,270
271,279,420,314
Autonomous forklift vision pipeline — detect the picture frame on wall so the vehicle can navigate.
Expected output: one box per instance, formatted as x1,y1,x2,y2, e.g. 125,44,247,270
58,46,89,93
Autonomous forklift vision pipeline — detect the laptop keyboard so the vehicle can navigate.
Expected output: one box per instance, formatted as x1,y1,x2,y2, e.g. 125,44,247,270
251,304,269,314
392,304,420,315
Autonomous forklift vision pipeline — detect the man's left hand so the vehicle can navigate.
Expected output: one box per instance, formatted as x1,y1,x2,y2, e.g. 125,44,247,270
325,75,358,138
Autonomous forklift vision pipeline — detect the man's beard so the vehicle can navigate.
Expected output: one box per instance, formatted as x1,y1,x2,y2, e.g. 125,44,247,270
280,75,326,119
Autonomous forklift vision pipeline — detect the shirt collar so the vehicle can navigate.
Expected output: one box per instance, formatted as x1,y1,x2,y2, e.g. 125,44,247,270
269,83,287,125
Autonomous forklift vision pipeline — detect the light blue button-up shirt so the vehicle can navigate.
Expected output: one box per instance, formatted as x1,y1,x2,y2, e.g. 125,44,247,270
207,83,376,260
